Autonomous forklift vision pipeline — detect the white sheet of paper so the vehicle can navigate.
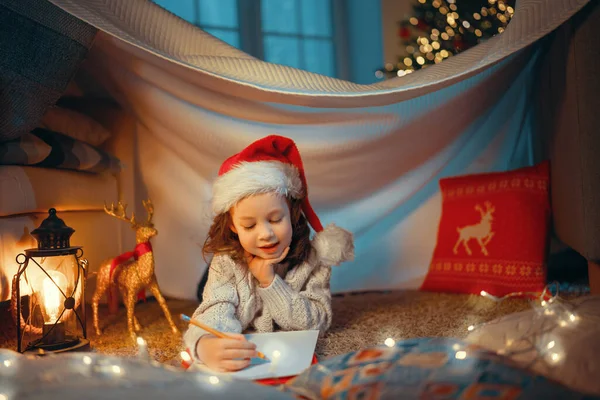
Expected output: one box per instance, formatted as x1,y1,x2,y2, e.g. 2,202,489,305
194,330,319,380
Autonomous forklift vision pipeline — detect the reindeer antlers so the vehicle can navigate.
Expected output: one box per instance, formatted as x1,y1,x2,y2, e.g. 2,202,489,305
474,201,495,216
104,199,154,226
104,201,137,226
142,199,154,224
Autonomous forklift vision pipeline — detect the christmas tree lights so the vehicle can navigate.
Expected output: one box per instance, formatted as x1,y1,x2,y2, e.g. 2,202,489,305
376,0,515,79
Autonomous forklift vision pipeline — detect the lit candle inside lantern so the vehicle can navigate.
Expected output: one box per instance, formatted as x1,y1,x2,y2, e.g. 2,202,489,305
43,275,63,322
13,208,90,354
39,270,68,345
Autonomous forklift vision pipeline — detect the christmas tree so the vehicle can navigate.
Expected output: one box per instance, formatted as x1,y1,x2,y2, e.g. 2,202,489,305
376,0,515,79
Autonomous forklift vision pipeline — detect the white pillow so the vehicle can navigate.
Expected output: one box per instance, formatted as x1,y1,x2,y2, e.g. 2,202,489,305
465,295,600,396
40,106,111,146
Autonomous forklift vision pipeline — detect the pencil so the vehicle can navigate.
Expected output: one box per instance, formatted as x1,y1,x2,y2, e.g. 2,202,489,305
180,314,268,360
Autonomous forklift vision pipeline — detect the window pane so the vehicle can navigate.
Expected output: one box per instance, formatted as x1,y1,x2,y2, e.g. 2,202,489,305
204,28,240,48
153,0,196,23
301,0,331,36
261,0,298,34
199,0,237,28
263,35,301,70
303,39,335,77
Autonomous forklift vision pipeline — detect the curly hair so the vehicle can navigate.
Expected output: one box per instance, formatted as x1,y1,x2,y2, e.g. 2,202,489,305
202,196,312,268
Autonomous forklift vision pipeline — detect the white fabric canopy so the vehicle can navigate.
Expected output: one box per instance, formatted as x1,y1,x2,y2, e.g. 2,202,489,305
49,0,589,300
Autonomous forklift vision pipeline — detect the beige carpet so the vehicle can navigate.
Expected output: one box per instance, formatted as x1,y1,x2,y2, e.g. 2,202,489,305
0,290,535,367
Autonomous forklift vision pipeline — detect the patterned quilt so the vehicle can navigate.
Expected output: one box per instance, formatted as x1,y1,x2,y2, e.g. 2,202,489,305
281,337,598,400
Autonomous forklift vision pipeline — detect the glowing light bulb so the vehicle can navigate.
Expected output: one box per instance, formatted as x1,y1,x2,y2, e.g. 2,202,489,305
547,341,555,349
40,271,68,323
384,338,395,347
467,325,475,331
209,376,220,385
455,351,467,360
82,356,92,365
112,365,122,374
136,337,150,361
180,351,191,362
272,350,281,359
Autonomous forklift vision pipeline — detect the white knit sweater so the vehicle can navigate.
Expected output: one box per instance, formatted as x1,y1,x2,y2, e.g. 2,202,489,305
183,224,354,361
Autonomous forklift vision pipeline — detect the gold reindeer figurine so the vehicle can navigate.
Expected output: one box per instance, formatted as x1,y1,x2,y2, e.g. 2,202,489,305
92,200,179,342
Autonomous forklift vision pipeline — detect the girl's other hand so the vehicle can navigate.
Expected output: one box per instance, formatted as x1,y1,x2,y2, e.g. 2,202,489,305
196,333,257,372
245,247,290,287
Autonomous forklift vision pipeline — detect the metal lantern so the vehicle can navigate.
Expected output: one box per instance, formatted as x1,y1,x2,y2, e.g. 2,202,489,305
12,208,89,353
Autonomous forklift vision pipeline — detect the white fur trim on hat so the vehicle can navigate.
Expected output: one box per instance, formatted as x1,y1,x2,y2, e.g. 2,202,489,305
212,161,303,214
312,223,355,266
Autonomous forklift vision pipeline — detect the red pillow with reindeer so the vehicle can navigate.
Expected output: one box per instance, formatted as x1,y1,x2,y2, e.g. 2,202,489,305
420,161,551,297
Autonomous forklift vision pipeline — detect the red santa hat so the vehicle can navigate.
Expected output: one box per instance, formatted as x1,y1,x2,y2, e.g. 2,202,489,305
212,135,323,232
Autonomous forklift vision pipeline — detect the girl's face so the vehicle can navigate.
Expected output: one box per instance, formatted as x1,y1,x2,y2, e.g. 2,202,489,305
230,192,293,260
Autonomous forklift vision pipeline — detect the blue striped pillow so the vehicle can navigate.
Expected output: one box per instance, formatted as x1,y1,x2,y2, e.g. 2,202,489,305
0,128,121,174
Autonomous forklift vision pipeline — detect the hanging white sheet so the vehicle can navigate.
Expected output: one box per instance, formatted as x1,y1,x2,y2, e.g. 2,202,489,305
48,0,589,300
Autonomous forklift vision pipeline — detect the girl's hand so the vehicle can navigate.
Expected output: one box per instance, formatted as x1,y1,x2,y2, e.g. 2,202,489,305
196,333,257,372
245,247,290,287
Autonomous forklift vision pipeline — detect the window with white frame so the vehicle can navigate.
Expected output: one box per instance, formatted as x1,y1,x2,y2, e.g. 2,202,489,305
152,0,345,79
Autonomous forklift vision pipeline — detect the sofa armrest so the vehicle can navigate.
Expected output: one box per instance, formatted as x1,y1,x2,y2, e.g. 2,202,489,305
539,2,600,293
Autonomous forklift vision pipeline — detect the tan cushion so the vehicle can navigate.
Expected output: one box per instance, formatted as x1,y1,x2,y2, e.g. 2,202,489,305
40,106,112,146
0,166,118,217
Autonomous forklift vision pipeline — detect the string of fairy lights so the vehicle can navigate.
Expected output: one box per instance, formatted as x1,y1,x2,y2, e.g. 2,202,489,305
154,283,589,381
467,282,594,367
377,0,515,79
376,283,589,370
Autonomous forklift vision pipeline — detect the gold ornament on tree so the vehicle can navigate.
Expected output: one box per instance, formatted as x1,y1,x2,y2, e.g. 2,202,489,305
92,199,179,342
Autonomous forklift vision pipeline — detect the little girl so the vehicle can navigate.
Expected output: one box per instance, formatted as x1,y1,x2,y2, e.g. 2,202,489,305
183,135,354,372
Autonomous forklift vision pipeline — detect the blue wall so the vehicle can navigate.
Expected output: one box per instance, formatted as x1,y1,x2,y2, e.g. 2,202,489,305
347,0,384,85
152,0,384,85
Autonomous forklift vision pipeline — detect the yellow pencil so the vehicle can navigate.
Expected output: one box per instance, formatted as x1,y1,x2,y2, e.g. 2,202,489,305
180,314,268,360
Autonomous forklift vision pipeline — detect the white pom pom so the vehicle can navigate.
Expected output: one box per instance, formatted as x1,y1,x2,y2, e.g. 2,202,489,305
312,224,355,266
